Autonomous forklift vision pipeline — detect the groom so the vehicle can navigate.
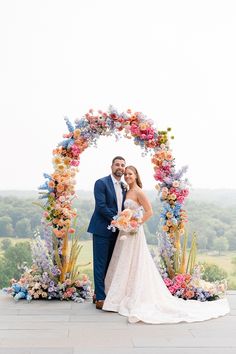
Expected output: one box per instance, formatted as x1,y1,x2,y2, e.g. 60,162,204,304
87,156,126,309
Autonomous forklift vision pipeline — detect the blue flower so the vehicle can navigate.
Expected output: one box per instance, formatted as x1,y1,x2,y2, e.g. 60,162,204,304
67,139,75,149
43,173,52,180
64,117,74,132
38,182,48,190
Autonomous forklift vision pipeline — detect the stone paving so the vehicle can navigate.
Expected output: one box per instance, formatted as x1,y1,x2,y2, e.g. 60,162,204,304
0,291,235,354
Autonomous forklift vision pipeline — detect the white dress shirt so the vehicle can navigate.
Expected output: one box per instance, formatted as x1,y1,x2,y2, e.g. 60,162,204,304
111,174,123,213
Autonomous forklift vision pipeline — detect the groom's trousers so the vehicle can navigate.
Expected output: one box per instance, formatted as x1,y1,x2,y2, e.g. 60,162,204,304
93,233,117,300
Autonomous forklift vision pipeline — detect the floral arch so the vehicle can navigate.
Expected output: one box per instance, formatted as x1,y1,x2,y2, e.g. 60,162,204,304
40,106,190,278
4,106,226,302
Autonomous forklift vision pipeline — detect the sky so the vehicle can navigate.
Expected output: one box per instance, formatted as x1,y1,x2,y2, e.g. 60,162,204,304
0,0,236,191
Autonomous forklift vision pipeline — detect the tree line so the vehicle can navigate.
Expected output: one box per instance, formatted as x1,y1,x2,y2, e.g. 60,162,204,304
0,194,236,252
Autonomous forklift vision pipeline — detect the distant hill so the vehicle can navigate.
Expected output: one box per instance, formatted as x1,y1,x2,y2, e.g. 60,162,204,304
189,189,236,207
0,188,236,206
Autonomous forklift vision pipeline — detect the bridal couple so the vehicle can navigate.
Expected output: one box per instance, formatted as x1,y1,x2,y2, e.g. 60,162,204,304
88,156,230,324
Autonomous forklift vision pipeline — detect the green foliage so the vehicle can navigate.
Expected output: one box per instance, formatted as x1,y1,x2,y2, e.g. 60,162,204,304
213,236,229,255
15,218,32,237
0,216,14,236
0,241,32,288
201,262,228,282
231,256,236,275
1,238,12,251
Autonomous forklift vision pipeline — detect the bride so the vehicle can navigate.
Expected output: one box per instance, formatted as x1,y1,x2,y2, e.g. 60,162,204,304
102,166,230,323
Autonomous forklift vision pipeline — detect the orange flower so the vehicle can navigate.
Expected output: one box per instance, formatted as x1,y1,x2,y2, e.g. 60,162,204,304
185,290,194,298
52,173,60,181
48,180,55,189
166,152,173,160
57,164,65,172
57,219,65,227
57,184,64,193
52,218,60,224
63,157,71,166
166,220,172,227
52,147,62,155
53,156,62,165
185,274,192,283
53,228,64,238
73,129,81,139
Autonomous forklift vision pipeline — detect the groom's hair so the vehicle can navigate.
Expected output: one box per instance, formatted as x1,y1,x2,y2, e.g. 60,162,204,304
112,156,126,164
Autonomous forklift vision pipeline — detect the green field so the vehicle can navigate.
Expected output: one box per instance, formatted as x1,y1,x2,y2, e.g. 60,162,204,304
196,251,236,288
1,238,236,289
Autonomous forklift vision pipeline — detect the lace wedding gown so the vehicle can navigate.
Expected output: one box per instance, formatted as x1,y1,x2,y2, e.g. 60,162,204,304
103,199,230,324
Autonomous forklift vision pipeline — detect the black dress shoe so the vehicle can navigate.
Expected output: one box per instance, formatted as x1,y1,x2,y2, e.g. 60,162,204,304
92,294,96,304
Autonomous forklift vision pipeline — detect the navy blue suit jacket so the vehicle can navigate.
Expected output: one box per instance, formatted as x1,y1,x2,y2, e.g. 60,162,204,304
87,175,126,237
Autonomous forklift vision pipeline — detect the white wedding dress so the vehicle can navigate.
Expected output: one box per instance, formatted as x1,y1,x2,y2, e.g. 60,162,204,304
103,199,230,324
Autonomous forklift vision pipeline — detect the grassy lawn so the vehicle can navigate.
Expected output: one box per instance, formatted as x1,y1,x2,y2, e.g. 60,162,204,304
196,251,236,289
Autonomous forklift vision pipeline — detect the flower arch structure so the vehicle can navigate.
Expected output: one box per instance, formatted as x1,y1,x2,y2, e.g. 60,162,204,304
39,106,190,278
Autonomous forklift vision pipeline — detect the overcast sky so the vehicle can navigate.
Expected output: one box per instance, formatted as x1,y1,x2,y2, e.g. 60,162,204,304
0,0,236,191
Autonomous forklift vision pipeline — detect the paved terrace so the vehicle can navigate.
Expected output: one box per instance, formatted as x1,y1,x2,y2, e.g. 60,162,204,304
0,291,235,354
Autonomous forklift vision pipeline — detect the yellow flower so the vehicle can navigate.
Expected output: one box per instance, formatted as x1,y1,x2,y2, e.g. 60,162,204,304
73,129,81,139
63,157,71,166
139,123,148,131
53,156,62,165
57,164,66,172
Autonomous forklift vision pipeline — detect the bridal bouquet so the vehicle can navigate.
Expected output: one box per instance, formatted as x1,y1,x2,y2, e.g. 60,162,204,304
108,208,143,238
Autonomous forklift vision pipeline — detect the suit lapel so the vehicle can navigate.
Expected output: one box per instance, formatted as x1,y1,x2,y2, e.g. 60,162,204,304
121,184,126,210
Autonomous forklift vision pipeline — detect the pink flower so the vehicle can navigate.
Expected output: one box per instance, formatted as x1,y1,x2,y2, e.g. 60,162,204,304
68,228,75,234
177,196,185,203
175,274,185,283
130,220,138,228
173,284,180,291
70,160,80,166
147,134,154,140
168,286,175,294
182,189,189,197
164,278,172,286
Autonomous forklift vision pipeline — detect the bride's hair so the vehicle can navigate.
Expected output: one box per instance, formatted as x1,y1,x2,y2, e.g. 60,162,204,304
125,166,143,189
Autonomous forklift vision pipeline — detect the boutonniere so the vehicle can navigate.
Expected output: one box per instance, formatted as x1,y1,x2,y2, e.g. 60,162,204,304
121,182,128,191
